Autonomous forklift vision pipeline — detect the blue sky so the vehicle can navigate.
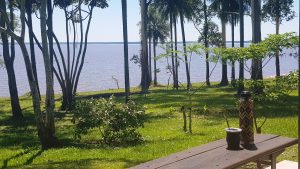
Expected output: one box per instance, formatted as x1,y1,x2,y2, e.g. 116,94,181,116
31,0,299,42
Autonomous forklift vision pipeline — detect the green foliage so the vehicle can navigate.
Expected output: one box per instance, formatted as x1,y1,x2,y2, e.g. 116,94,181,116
262,32,299,56
244,71,298,102
0,56,4,69
72,96,145,146
148,5,170,44
198,21,222,47
0,82,298,168
262,0,295,24
212,32,299,62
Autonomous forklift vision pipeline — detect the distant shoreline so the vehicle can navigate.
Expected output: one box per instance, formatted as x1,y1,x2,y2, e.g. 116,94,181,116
14,41,253,45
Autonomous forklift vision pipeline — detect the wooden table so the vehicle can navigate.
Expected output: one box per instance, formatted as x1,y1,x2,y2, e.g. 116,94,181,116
130,134,298,169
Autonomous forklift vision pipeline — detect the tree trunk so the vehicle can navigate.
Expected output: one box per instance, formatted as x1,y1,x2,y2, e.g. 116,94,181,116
238,0,245,93
204,0,210,87
0,0,23,119
148,37,152,83
173,13,179,90
40,0,57,149
140,0,149,92
180,11,191,89
47,0,54,77
169,13,176,90
26,6,41,99
231,17,235,85
275,17,280,77
220,19,229,86
122,0,130,102
251,0,263,80
153,39,158,86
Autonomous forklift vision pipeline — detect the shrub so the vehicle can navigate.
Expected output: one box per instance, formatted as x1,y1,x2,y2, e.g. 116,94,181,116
72,96,145,146
243,71,298,102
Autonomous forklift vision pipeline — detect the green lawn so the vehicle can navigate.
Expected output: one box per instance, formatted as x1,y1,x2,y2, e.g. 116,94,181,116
0,83,298,169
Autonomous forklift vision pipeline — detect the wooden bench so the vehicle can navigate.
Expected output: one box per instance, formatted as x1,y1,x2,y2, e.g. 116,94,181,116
130,134,298,169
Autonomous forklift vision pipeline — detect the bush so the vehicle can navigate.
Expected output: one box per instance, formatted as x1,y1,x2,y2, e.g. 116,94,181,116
72,96,145,146
244,71,298,102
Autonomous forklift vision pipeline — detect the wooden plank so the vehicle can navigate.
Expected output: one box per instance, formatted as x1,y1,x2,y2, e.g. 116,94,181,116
160,136,297,169
130,134,278,169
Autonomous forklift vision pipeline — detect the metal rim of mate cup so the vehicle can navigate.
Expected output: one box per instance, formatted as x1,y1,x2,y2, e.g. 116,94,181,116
225,128,242,150
239,91,255,148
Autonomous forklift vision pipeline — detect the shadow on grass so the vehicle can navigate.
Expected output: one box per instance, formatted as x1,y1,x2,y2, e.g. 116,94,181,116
10,158,143,169
2,149,43,169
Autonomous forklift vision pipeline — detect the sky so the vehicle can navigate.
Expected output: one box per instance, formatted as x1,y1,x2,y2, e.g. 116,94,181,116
30,0,300,43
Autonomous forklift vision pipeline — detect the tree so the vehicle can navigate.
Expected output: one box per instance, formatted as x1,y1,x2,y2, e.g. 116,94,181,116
154,0,178,90
140,0,151,92
0,0,57,149
262,0,295,77
40,0,57,148
209,0,232,86
238,0,245,92
0,0,23,119
148,6,169,86
121,0,130,102
178,0,195,89
192,0,215,86
25,0,41,98
52,0,108,110
227,0,239,85
251,0,263,80
198,21,222,47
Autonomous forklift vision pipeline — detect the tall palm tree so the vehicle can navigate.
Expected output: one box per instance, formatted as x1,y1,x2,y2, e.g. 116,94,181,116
154,0,178,89
148,6,170,86
227,0,239,85
251,0,263,80
140,0,150,92
178,0,196,89
154,0,195,89
238,0,245,92
121,0,130,102
209,0,232,86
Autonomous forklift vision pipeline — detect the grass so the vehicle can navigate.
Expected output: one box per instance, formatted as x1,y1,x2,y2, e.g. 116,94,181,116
0,82,298,169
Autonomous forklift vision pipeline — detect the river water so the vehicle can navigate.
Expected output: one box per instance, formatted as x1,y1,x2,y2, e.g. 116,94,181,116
0,43,298,97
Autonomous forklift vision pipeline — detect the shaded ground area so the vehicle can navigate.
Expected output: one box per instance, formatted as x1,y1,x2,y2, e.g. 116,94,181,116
0,83,298,169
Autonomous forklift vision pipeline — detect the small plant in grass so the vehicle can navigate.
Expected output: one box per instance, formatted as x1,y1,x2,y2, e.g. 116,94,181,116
72,96,145,146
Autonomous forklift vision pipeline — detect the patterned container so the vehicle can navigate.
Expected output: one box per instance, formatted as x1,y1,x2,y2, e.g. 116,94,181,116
239,91,254,147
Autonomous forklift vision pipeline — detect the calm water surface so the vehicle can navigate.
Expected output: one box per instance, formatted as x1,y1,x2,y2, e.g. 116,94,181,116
0,43,298,97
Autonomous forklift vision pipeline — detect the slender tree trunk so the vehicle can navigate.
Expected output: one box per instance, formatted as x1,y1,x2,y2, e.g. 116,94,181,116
140,0,149,92
40,0,57,149
220,19,229,86
47,0,54,76
26,6,41,99
238,0,245,92
0,0,23,119
251,0,263,80
204,0,210,87
122,0,130,102
231,17,235,85
173,13,179,90
148,37,152,83
153,39,158,86
275,17,280,77
169,13,176,89
180,12,191,89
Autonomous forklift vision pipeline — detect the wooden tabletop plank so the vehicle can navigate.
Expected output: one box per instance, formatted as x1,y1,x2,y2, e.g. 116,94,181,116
160,136,297,169
130,134,279,169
